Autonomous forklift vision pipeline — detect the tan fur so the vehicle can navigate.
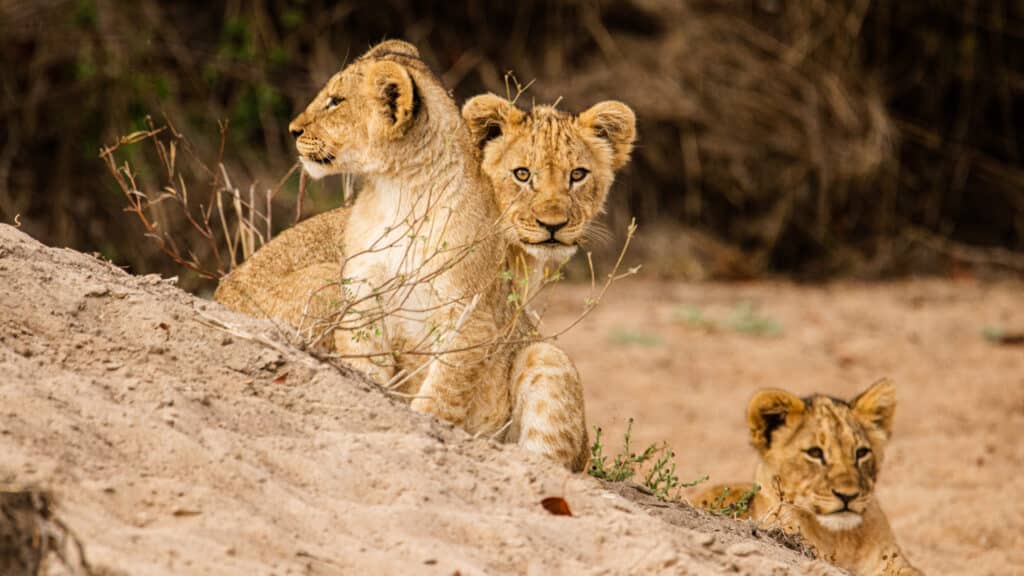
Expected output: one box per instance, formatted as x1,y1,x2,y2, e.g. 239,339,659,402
213,40,637,472
214,208,351,343
697,379,922,575
463,94,635,271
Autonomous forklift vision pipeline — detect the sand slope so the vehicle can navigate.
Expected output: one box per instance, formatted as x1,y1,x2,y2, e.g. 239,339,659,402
0,224,842,575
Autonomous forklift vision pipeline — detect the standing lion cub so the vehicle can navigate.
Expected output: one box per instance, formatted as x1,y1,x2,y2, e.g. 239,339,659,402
697,379,923,575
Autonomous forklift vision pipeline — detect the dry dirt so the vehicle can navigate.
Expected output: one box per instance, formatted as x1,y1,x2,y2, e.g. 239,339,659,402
540,275,1024,576
0,223,848,575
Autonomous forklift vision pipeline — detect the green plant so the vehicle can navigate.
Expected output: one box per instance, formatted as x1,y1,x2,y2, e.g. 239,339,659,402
608,328,663,347
643,449,709,500
983,325,1004,342
672,305,716,330
728,301,782,337
643,446,678,498
982,325,1024,346
589,419,707,501
708,484,761,517
589,419,658,482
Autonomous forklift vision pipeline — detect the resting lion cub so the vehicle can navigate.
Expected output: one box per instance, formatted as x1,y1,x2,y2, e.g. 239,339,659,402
214,40,636,471
697,379,922,575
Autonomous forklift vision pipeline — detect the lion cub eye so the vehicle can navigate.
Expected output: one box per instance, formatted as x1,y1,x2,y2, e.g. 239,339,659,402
855,446,872,460
569,168,590,183
804,447,826,463
325,96,345,110
512,167,531,182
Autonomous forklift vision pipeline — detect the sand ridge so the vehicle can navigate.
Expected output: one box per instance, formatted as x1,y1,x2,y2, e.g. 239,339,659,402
0,224,842,575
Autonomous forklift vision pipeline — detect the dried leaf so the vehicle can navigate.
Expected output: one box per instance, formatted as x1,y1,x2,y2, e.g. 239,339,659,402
172,508,201,517
541,496,572,516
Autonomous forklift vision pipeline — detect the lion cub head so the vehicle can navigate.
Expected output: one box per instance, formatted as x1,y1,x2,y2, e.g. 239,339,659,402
748,379,897,531
461,95,636,261
288,40,435,179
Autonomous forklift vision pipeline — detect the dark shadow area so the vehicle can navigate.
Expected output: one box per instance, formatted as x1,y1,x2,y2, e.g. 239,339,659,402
1,0,1021,290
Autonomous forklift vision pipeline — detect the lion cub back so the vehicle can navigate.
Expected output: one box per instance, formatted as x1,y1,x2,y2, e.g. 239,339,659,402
214,206,350,322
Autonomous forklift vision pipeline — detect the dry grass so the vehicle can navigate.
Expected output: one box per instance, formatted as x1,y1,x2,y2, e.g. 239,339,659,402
100,118,640,385
98,119,299,279
2,1,1021,281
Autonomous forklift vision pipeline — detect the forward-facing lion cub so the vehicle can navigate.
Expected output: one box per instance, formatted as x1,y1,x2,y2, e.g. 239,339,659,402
697,379,922,575
461,93,634,283
214,40,636,471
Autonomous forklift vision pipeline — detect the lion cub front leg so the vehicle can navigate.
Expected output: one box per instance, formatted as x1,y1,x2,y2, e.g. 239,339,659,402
409,305,496,426
507,342,588,472
328,270,398,385
332,329,395,384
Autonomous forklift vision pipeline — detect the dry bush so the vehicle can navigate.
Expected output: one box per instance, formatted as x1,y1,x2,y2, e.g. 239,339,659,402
0,487,93,576
524,0,895,276
292,216,638,396
0,0,356,289
101,117,638,390
2,0,1021,281
504,0,1021,277
98,119,315,281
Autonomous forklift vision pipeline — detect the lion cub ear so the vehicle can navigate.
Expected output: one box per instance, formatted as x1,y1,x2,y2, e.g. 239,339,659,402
362,39,420,60
747,389,805,454
364,60,418,139
462,94,524,151
577,101,637,169
852,378,897,439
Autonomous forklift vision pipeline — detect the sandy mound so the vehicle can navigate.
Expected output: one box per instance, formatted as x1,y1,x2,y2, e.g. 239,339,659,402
0,224,841,575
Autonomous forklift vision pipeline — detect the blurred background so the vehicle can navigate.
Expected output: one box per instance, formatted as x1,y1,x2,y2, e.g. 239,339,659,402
1,0,1022,291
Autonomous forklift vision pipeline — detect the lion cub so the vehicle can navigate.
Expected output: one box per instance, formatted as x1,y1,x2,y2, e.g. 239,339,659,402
215,40,636,472
697,379,922,575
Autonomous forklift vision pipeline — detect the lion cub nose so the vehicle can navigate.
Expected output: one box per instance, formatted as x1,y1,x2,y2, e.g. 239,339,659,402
536,219,568,235
289,126,304,138
832,489,859,505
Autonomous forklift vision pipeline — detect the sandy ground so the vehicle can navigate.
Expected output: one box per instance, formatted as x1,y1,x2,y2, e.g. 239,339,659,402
0,224,847,575
540,277,1024,576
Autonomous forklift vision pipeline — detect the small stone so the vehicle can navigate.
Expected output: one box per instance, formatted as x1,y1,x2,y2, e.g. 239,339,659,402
693,532,715,547
726,542,760,557
84,285,110,297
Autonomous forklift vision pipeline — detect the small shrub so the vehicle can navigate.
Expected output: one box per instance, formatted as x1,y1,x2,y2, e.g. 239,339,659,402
589,419,658,482
708,484,761,517
589,418,707,501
